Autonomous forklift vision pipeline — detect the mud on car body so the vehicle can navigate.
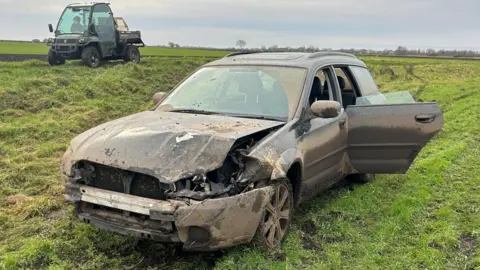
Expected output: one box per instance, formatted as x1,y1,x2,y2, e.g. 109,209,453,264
60,51,444,251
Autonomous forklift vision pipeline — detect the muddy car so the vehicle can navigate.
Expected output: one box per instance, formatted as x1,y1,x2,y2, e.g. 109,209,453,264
60,51,444,251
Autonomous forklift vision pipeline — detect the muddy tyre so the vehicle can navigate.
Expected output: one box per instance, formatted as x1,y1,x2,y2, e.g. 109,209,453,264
253,178,294,250
346,173,375,184
81,46,101,68
124,46,140,64
48,51,65,66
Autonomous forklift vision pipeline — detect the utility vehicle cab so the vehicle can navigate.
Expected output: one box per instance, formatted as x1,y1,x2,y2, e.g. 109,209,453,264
47,2,144,68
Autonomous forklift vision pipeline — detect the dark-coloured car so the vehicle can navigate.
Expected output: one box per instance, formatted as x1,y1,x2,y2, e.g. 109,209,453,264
60,51,444,251
46,2,144,67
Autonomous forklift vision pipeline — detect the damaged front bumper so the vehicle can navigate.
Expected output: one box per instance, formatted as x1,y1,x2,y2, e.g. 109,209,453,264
65,183,274,251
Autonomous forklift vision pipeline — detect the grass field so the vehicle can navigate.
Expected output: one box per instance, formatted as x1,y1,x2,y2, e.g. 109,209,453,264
0,41,231,57
0,56,479,269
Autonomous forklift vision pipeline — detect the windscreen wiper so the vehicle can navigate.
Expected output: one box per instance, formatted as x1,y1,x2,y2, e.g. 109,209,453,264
169,109,225,115
229,114,286,122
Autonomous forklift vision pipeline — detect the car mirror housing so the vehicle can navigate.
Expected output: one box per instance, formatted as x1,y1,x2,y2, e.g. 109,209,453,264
152,92,166,104
311,100,341,118
48,24,54,33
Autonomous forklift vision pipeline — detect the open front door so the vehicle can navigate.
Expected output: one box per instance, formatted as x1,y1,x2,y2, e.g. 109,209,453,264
346,102,444,174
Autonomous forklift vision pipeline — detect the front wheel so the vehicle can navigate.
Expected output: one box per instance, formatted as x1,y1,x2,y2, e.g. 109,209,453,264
253,178,294,250
124,46,140,64
81,46,101,68
47,51,65,66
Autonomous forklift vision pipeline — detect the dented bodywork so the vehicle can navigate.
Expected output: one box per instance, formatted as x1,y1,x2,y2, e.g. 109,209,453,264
61,52,444,251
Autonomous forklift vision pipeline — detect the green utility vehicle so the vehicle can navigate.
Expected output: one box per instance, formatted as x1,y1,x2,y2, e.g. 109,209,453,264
46,2,144,68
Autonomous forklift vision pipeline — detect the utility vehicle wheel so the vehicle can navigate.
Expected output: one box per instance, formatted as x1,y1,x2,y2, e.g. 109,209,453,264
81,46,101,68
253,178,294,250
48,51,65,66
346,173,375,184
124,46,140,64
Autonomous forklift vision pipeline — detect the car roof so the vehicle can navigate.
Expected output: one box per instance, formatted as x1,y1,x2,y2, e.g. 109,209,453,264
204,51,367,69
67,2,109,7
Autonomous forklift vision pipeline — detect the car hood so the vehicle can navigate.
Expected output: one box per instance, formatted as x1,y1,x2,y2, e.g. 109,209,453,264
61,111,284,183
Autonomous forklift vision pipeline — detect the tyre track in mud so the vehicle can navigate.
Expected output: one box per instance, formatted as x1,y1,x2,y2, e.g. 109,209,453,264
0,54,220,62
404,64,428,99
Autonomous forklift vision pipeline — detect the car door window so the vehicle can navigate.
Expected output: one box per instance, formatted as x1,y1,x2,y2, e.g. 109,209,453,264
308,68,333,106
349,66,380,96
333,67,359,108
92,4,115,35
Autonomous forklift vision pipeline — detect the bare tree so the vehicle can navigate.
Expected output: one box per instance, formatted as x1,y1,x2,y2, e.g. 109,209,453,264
236,40,247,49
269,44,278,51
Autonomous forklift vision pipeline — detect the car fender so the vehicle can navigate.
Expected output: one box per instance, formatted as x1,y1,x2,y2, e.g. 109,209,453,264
83,40,103,56
270,148,303,180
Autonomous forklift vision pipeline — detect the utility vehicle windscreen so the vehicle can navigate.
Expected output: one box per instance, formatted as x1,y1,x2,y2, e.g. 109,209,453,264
56,7,91,34
156,66,308,120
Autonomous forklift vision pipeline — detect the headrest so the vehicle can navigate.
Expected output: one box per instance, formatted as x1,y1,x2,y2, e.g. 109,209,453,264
312,77,321,93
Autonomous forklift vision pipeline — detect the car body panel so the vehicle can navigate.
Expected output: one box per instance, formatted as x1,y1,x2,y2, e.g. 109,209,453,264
67,183,274,251
298,111,348,199
346,102,444,173
61,110,284,183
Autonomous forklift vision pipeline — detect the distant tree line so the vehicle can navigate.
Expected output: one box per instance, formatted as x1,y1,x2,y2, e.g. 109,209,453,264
4,39,480,58
153,42,480,58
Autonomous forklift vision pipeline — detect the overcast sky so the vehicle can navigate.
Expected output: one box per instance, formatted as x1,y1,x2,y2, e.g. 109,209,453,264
0,0,477,50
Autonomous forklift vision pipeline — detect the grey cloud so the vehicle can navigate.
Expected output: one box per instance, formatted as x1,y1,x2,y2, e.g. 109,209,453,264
0,0,478,49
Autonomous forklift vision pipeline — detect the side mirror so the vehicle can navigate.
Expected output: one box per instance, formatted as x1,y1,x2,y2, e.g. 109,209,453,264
153,92,166,104
48,24,54,33
311,100,341,118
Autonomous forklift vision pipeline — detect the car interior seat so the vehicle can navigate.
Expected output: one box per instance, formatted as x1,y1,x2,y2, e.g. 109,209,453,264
309,77,323,105
337,76,356,108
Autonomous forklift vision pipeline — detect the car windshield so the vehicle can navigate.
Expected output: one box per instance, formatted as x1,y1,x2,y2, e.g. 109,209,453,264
156,66,308,120
56,6,91,35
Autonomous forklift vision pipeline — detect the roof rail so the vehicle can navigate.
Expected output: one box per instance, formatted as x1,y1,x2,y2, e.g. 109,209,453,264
307,51,357,59
223,51,262,58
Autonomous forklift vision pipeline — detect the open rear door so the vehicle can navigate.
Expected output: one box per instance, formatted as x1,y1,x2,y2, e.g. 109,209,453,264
346,102,444,174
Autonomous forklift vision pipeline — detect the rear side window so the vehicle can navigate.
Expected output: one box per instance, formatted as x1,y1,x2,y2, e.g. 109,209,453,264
350,66,380,96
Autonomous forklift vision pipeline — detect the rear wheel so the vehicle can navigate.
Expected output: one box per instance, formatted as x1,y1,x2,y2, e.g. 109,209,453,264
47,51,65,66
81,46,101,68
124,46,140,64
253,178,293,250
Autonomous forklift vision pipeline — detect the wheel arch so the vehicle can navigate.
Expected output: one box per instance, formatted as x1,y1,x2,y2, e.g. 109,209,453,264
82,41,103,57
270,148,304,206
286,161,302,206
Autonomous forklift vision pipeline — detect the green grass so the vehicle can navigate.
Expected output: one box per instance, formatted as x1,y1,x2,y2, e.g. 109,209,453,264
0,57,479,269
0,41,231,57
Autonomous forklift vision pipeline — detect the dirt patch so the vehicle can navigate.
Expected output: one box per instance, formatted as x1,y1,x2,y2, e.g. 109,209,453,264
301,235,323,251
271,250,287,262
300,220,317,234
5,194,32,205
458,233,477,256
323,235,345,244
47,209,68,220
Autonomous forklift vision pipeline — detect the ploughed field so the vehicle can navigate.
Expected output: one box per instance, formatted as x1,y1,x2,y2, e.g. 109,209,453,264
0,57,478,269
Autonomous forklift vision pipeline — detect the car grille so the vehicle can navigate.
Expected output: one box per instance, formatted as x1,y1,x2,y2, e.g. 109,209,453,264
88,162,168,200
56,39,77,44
57,45,71,51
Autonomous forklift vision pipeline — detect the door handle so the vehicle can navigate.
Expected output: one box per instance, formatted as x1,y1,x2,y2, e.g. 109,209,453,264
415,114,435,123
